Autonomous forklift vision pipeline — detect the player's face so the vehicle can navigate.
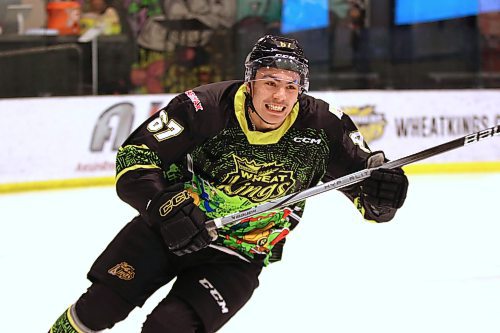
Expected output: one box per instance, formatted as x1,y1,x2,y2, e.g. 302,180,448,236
249,67,300,131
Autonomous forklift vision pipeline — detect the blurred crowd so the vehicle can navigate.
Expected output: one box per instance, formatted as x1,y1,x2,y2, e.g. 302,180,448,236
0,0,499,97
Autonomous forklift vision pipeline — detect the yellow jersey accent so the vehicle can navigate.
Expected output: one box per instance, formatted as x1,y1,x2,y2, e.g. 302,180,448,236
115,144,162,182
233,84,299,145
66,307,84,333
115,164,161,183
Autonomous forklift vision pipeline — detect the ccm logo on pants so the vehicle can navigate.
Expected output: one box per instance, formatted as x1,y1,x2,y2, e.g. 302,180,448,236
199,278,229,314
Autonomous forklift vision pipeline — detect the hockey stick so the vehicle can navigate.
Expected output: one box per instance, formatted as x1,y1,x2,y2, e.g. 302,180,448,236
206,125,500,231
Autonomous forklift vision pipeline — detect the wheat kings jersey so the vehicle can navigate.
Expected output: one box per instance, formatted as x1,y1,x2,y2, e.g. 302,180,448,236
115,80,397,265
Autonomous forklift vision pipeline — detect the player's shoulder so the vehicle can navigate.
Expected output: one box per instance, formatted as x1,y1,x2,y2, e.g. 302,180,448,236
166,80,242,113
189,80,243,110
298,93,344,124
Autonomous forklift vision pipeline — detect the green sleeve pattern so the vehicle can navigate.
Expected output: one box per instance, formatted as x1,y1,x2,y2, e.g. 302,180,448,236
164,163,185,183
116,145,163,177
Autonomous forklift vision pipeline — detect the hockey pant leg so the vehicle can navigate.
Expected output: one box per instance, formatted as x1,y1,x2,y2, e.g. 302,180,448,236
49,282,135,332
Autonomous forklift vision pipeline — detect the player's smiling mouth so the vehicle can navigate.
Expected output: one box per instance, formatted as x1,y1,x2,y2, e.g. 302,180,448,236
265,104,286,112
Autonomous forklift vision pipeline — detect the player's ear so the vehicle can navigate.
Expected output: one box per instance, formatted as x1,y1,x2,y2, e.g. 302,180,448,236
245,82,250,92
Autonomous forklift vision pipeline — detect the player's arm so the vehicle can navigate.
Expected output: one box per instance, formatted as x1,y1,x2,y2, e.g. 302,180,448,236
322,111,408,222
115,144,169,217
115,94,195,216
115,93,214,254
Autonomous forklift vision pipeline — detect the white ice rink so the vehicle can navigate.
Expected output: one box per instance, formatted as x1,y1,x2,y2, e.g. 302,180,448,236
2,173,500,332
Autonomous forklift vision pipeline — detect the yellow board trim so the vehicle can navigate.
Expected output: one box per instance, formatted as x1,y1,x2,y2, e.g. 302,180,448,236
1,163,499,195
0,177,115,194
402,161,500,174
234,84,299,145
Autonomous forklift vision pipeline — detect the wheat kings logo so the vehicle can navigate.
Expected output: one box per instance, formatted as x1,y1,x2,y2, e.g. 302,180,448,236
343,105,386,143
108,262,135,280
218,155,295,203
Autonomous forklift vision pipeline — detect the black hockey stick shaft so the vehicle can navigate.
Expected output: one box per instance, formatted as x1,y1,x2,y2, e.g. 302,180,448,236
206,125,499,231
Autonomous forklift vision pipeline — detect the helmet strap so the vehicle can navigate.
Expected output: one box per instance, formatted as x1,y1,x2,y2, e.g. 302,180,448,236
244,84,275,127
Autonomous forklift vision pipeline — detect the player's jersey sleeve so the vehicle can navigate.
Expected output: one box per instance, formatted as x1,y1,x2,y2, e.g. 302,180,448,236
320,105,398,222
114,86,228,216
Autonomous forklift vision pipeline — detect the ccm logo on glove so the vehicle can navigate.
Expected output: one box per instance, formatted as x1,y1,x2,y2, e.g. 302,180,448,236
147,184,214,256
159,190,192,216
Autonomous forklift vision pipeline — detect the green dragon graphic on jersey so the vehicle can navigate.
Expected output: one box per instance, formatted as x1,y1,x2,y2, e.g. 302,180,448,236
185,174,293,265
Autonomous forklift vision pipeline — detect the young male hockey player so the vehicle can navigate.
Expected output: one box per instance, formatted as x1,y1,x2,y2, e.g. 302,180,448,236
49,35,408,332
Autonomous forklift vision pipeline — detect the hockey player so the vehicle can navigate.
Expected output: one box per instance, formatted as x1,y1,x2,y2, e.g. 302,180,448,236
49,35,408,332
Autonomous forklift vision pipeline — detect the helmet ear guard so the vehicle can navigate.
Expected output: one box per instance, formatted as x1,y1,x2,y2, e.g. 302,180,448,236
244,35,310,93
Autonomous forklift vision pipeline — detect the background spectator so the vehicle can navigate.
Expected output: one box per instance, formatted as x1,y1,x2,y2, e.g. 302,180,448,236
80,0,121,35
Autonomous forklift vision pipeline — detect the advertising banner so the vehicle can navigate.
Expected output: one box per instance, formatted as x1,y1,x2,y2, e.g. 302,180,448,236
311,90,500,165
0,89,499,192
0,94,174,190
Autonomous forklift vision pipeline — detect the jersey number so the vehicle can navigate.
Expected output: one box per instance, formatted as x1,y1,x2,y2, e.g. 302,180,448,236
147,110,184,142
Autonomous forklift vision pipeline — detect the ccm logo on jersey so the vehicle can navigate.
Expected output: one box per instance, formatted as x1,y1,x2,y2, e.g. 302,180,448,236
293,137,321,144
199,278,229,314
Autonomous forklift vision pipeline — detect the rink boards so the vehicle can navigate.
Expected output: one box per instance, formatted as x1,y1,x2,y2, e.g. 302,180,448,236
0,89,499,193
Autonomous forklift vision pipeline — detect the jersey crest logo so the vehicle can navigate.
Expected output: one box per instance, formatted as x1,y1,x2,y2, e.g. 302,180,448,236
108,262,135,280
218,155,296,203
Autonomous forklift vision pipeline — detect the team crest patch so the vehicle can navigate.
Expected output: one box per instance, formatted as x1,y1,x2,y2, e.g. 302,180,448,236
219,155,295,203
108,262,135,280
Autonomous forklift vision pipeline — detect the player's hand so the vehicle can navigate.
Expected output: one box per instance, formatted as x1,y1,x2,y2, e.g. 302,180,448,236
147,184,213,255
361,152,408,209
361,168,408,209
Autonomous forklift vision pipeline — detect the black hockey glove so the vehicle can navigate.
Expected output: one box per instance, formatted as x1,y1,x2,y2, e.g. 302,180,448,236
361,152,409,209
147,184,213,256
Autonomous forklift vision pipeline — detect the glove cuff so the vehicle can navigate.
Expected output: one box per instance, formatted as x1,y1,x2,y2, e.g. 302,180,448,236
366,151,386,168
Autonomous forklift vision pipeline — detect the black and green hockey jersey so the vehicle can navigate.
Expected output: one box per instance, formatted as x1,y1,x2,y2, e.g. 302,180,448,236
115,80,397,264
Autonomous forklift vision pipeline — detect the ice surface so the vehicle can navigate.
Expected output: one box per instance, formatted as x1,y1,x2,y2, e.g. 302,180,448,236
1,173,500,332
